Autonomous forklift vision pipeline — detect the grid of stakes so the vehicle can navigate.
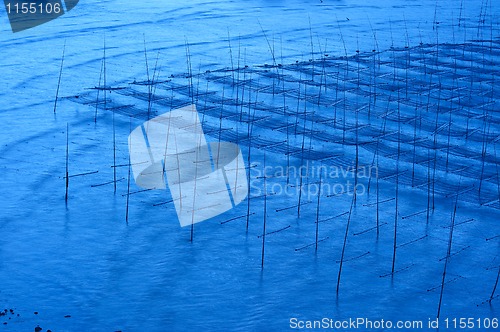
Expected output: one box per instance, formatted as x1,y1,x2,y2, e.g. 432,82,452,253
61,19,500,314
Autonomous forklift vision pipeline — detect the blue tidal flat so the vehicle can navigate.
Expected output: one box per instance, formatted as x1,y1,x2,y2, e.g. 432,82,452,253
0,1,498,331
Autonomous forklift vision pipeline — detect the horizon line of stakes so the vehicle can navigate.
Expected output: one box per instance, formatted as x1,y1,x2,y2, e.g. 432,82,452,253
56,4,499,319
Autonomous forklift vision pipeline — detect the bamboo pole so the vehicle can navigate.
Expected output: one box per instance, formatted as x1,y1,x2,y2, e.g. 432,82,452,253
315,170,322,251
337,193,355,295
65,123,69,201
261,152,267,269
53,40,66,114
437,180,461,318
125,118,132,224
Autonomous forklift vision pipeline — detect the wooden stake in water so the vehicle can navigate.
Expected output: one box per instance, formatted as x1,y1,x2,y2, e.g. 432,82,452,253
437,180,461,318
227,30,235,85
261,152,268,269
376,145,380,237
190,108,204,243
490,267,500,303
185,38,194,105
246,76,255,232
297,95,307,218
337,193,355,295
458,0,463,27
336,16,349,144
112,106,117,194
95,56,104,123
65,123,69,201
125,118,132,225
427,147,432,224
392,158,399,274
294,63,303,137
315,170,323,251
258,20,277,68
143,36,152,119
446,20,457,173
391,48,401,276
54,41,66,114
103,35,107,113
308,17,315,82
478,115,491,199
317,37,328,104
354,37,360,204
